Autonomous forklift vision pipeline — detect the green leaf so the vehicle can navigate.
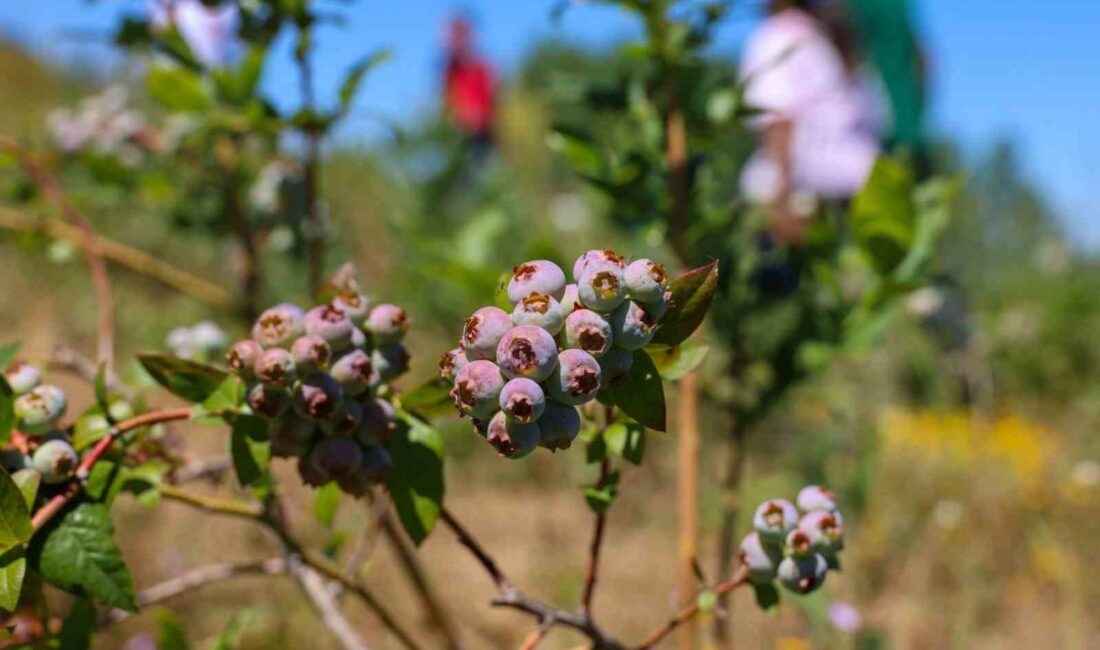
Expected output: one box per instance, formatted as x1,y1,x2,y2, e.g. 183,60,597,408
0,546,26,611
138,354,228,403
313,482,340,528
651,261,719,347
32,502,137,611
386,413,444,545
752,582,781,612
202,376,246,416
147,64,210,112
582,469,620,514
211,608,254,650
72,413,112,451
0,468,32,548
84,461,126,507
547,130,603,177
0,376,12,444
851,157,916,275
398,378,454,418
155,608,190,650
603,419,645,465
229,416,270,488
645,341,709,381
0,342,19,370
336,49,392,120
11,469,39,510
601,350,666,432
58,598,96,650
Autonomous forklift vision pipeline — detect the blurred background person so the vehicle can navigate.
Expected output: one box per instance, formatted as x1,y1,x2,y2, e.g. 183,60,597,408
442,15,496,156
739,0,881,245
844,0,929,173
149,0,238,68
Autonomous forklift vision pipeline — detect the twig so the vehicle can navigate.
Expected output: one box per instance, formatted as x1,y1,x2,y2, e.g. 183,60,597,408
294,21,326,295
0,137,116,374
31,407,194,530
439,507,627,650
170,455,231,484
47,345,130,401
104,558,286,624
518,623,552,650
712,420,747,644
288,555,373,650
158,484,264,519
633,566,750,650
582,459,611,617
0,206,231,307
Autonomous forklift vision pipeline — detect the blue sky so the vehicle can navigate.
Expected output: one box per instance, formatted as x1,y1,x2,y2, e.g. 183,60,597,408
1,0,1097,249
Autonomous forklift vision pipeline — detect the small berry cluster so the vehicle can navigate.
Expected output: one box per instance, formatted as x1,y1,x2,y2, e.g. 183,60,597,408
440,250,670,458
740,486,846,595
3,363,79,485
225,288,411,496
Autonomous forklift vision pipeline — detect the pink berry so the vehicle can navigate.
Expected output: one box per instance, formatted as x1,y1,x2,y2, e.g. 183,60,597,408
498,378,546,424
450,360,505,419
438,348,470,382
254,348,296,386
365,304,409,345
251,303,305,349
545,349,601,405
290,335,332,375
507,260,567,304
294,374,344,420
304,305,354,352
461,306,513,361
496,326,558,382
485,412,540,459
563,309,613,357
226,340,263,380
572,249,625,282
330,349,374,396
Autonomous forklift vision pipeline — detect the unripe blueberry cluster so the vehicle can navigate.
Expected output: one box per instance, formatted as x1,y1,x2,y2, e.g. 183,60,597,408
3,364,80,485
739,486,845,595
442,251,670,458
226,290,411,496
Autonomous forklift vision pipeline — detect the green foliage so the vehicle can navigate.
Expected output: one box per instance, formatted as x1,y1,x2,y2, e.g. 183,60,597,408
31,502,137,611
0,468,33,549
647,340,709,380
58,598,96,650
0,545,26,611
0,376,12,444
139,354,229,403
386,413,445,545
652,261,719,346
582,469,620,514
313,481,340,528
229,415,271,488
601,350,666,432
155,608,191,650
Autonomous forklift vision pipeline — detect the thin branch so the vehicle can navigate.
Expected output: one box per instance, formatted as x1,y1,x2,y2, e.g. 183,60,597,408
47,345,131,401
158,484,264,519
0,137,115,373
288,555,373,650
582,459,611,617
105,558,286,624
633,566,750,650
170,455,231,484
0,206,231,308
294,23,326,295
518,623,552,650
31,407,194,530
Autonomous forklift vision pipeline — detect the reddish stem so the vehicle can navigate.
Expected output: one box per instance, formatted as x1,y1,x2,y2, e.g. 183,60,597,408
633,566,750,650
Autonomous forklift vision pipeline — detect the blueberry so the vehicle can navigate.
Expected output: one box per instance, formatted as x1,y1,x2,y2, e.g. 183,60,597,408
563,309,613,358
332,291,372,322
226,340,263,380
32,439,78,484
330,349,374,396
512,293,565,335
507,260,567,304
572,249,625,282
499,378,546,424
290,335,332,376
251,303,305,349
560,283,581,314
461,306,513,361
537,401,581,450
438,348,470,382
624,258,669,303
739,532,782,585
356,398,396,446
485,412,540,459
577,266,627,313
310,437,364,480
337,445,393,496
4,363,40,396
14,385,67,435
545,349,601,405
304,305,355,353
609,300,659,350
798,510,844,556
796,485,838,513
248,383,289,419
496,326,558,382
294,374,344,420
753,499,800,544
269,413,316,458
785,529,815,558
450,360,505,419
365,304,409,345
371,344,410,384
254,348,297,386
322,399,364,437
597,347,634,385
777,554,828,594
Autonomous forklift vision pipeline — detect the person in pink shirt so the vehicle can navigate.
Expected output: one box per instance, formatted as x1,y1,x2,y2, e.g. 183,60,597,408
443,16,496,152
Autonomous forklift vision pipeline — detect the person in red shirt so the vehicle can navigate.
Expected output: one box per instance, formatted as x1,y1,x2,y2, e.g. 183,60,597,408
443,16,496,152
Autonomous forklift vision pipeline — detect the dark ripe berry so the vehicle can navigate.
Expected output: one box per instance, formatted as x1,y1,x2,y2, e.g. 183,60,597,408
450,360,505,419
356,398,396,446
461,306,512,361
291,335,332,376
294,374,344,420
251,303,305,349
297,452,329,487
254,348,297,386
322,399,364,437
485,412,540,459
496,326,558,382
371,344,410,383
777,554,828,595
597,347,634,385
269,414,316,458
537,402,581,450
32,439,78,484
507,260,567,304
438,348,470,382
498,378,546,424
310,437,364,479
248,383,290,418
330,349,374,396
365,304,410,345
